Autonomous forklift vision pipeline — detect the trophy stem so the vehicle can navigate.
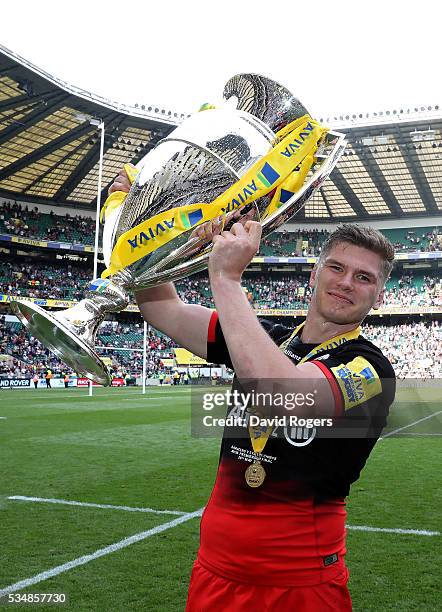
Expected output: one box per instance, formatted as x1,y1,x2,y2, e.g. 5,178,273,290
11,273,133,386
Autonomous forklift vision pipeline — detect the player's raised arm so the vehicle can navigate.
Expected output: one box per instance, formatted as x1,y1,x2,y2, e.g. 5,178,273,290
135,284,213,359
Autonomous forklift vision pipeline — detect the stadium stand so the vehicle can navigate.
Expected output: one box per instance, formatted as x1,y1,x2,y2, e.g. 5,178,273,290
0,201,96,245
258,227,442,256
0,316,174,380
2,201,441,255
2,255,440,309
0,45,441,385
2,44,442,612
1,315,440,380
364,321,442,378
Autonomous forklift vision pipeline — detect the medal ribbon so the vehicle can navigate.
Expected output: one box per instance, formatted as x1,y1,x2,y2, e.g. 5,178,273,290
102,115,328,278
248,420,274,455
278,322,362,364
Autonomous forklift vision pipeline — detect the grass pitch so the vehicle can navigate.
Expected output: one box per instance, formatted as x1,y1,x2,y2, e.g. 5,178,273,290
0,385,440,611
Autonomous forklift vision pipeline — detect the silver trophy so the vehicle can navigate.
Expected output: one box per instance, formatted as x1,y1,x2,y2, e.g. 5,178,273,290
12,74,346,385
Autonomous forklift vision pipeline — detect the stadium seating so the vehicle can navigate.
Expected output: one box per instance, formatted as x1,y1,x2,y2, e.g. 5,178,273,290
0,317,172,380
0,202,96,245
2,256,440,310
364,322,442,378
2,201,440,254
2,310,440,380
1,202,440,381
381,227,436,252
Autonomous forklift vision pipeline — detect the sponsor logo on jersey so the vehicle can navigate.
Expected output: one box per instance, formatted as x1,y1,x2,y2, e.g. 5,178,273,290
283,425,316,447
331,357,381,410
360,366,376,384
323,552,339,566
283,349,302,362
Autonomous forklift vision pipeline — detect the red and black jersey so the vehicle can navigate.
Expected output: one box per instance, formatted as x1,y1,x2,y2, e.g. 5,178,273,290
198,312,396,587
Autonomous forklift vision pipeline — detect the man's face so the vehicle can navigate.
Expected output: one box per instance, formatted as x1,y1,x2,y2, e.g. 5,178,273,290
310,242,385,325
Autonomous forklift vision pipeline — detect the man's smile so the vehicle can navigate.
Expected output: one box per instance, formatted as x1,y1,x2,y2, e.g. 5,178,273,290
327,291,354,305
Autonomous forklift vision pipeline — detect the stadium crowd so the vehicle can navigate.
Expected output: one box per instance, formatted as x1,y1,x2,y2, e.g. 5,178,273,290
2,259,440,311
1,200,440,254
1,313,440,381
0,318,174,380
259,229,330,257
1,261,92,301
0,204,440,381
397,229,442,252
244,274,312,309
363,321,442,378
0,201,96,245
383,273,441,307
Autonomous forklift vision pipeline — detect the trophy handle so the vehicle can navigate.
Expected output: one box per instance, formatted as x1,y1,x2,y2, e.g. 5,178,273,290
260,130,347,234
223,73,309,133
11,274,132,386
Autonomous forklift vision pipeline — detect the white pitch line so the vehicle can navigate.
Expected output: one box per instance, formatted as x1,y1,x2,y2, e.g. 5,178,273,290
396,432,442,436
9,497,438,537
0,507,203,598
122,398,178,402
347,524,439,536
380,410,442,439
0,417,7,419
81,392,188,400
129,394,191,399
8,496,186,516
122,399,164,403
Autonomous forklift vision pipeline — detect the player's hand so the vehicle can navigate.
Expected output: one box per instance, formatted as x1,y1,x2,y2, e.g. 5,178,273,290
189,217,224,242
108,164,134,195
189,207,256,242
208,220,262,282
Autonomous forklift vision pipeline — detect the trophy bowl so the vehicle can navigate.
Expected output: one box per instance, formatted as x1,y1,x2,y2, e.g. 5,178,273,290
12,74,346,385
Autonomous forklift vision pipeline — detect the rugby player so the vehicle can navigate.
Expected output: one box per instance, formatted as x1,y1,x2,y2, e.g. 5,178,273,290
110,168,396,611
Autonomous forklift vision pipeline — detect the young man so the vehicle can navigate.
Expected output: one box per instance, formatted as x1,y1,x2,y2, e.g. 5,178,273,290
110,170,396,611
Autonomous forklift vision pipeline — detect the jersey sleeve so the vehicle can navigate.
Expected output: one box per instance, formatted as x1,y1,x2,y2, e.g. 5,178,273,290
310,340,396,419
206,313,292,369
206,311,233,369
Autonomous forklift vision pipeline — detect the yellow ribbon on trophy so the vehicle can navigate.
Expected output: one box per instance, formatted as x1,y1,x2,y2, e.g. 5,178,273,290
260,152,314,221
102,115,328,278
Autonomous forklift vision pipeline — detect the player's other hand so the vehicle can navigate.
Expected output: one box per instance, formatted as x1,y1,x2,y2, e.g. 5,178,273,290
208,220,262,283
108,164,135,195
190,217,224,242
190,208,256,242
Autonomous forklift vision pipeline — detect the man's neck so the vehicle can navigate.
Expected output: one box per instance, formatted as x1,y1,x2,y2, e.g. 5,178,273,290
300,303,361,344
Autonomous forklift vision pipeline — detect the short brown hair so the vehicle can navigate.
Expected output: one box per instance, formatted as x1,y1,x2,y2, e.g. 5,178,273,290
319,224,395,282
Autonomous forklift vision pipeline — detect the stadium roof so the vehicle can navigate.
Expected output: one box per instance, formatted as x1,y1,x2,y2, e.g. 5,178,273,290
1,44,442,222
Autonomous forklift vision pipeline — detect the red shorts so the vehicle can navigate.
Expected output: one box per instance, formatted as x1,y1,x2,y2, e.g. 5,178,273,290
186,559,352,612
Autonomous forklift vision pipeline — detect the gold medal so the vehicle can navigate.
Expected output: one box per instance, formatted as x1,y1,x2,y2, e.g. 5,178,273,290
245,460,266,488
246,411,271,488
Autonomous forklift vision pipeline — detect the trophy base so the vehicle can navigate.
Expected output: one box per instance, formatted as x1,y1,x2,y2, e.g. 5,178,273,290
11,300,111,386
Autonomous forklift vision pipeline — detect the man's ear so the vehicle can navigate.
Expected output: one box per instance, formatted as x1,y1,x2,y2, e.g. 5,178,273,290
372,287,385,310
309,266,317,289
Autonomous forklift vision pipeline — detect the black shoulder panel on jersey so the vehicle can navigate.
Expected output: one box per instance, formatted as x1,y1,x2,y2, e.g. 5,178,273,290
258,318,293,344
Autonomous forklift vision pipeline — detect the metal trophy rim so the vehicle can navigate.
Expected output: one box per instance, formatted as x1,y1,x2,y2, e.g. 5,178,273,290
11,299,112,386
